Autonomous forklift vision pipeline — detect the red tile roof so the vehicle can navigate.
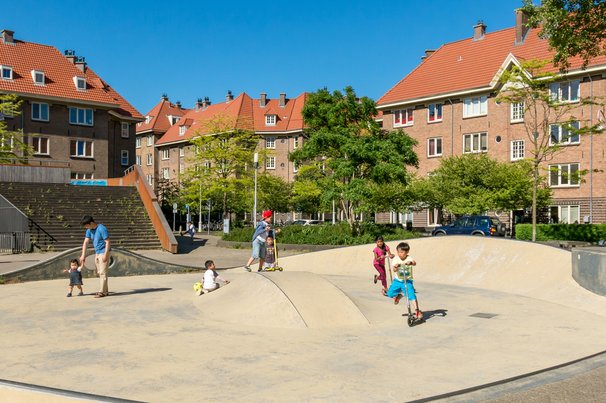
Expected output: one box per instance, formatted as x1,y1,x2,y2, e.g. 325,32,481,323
156,92,308,146
377,26,606,107
0,37,142,119
136,98,189,134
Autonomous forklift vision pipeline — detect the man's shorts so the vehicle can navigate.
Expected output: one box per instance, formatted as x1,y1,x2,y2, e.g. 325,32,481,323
387,279,416,300
252,239,267,259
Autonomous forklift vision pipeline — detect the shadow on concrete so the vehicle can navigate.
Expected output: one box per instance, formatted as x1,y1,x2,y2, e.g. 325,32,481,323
402,309,448,322
176,236,209,254
109,288,172,297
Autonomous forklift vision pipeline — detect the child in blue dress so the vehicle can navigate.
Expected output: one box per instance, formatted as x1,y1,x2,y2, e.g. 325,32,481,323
63,258,83,297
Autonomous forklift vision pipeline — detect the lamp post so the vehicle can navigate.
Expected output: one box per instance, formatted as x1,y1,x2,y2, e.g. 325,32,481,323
253,152,259,227
198,179,203,232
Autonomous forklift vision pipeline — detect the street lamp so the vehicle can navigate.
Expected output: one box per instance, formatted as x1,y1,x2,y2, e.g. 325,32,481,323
198,179,203,232
253,152,259,226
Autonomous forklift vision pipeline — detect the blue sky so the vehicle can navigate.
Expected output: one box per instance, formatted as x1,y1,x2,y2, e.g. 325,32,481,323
2,0,529,115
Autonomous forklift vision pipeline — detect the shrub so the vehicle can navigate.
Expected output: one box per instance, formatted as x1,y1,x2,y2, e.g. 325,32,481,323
222,222,421,245
515,223,606,242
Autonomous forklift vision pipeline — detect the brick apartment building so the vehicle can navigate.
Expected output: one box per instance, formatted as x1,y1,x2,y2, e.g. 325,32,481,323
0,29,143,179
136,91,306,190
376,11,606,228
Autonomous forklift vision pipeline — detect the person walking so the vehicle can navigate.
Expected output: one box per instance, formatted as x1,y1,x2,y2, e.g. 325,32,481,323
79,215,111,298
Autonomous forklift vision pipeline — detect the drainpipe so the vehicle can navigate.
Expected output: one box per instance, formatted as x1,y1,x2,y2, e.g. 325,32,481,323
446,98,454,155
587,75,594,223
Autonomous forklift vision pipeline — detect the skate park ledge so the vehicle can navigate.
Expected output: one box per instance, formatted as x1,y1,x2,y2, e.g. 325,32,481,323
572,247,606,296
216,239,345,252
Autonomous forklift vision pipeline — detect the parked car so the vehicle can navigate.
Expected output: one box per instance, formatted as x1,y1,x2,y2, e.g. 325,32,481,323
291,219,323,226
431,215,506,237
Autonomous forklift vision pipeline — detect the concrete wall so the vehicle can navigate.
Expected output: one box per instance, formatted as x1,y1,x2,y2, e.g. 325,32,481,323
572,247,606,296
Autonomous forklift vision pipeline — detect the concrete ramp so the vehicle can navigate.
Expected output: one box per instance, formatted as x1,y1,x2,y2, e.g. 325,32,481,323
193,271,368,329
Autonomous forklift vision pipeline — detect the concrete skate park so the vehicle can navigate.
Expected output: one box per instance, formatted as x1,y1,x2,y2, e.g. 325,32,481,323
1,236,606,402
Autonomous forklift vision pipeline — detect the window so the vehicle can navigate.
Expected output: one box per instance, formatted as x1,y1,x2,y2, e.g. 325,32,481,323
549,163,580,187
179,125,186,135
511,140,525,161
136,137,141,148
71,172,94,180
428,103,442,122
463,95,487,118
162,168,170,179
266,137,276,149
32,137,49,155
136,155,141,165
550,205,580,224
394,108,414,127
31,103,49,121
511,102,524,122
293,161,299,173
179,163,185,174
179,147,185,157
549,80,580,103
168,115,180,125
73,76,86,90
161,149,170,160
428,208,440,226
121,122,129,138
1,65,13,80
145,115,152,124
266,156,275,169
463,132,487,153
0,136,14,151
266,114,277,126
146,134,153,146
121,150,129,166
550,121,580,145
147,174,153,186
31,70,45,85
294,137,299,149
70,140,93,158
146,154,152,165
427,137,442,157
69,107,93,126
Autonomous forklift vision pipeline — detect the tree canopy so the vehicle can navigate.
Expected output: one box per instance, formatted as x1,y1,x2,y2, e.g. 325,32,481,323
522,0,606,70
0,94,32,164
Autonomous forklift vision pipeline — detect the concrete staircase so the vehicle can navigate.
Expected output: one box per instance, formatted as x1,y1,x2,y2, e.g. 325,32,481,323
0,182,162,251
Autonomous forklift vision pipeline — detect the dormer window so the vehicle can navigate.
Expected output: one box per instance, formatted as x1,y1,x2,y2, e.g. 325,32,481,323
1,65,13,80
31,70,45,85
145,115,153,124
168,115,181,125
265,114,277,126
73,76,86,91
179,125,187,136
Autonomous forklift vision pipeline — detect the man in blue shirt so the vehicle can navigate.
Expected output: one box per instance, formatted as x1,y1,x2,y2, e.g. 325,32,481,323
79,215,111,298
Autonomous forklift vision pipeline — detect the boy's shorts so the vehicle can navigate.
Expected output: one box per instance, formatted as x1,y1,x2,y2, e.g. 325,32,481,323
387,279,416,300
252,239,267,259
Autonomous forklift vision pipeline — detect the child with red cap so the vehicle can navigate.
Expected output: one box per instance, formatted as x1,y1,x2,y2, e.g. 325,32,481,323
244,210,274,272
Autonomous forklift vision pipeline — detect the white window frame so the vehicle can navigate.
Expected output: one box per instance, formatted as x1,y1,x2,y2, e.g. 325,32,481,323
293,161,299,173
549,163,580,187
147,174,153,186
0,136,14,151
293,137,299,149
179,163,185,174
549,121,580,146
427,137,442,157
161,149,170,160
73,76,86,91
162,167,170,180
463,132,487,153
146,134,153,146
70,139,93,158
266,156,276,169
135,137,141,148
69,107,93,126
463,95,488,118
31,70,45,85
394,108,414,127
265,137,276,149
549,80,580,103
32,137,49,155
510,102,524,122
179,125,187,136
146,153,152,165
121,122,129,138
427,103,442,123
511,140,525,161
120,150,129,166
550,205,580,224
136,155,142,165
428,208,440,226
1,65,13,80
179,147,185,157
31,102,49,121
145,115,152,124
265,114,277,126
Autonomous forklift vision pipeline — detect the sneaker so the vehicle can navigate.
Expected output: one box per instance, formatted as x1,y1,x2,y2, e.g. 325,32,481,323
77,292,84,296
66,293,72,297
394,294,402,305
257,267,263,272
245,266,251,272
382,289,388,296
416,310,424,319
373,274,378,284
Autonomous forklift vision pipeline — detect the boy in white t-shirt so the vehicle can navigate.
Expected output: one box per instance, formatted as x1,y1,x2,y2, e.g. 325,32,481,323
197,260,230,296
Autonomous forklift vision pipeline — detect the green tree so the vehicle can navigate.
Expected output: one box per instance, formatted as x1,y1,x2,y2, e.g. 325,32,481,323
290,164,326,216
185,115,259,219
290,86,418,224
257,173,291,214
0,94,32,163
522,0,606,70
497,59,602,240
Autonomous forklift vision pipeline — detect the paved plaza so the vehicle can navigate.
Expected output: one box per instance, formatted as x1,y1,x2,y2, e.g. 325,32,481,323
1,235,605,402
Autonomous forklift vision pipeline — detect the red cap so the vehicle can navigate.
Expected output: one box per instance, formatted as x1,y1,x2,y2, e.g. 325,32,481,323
262,210,273,219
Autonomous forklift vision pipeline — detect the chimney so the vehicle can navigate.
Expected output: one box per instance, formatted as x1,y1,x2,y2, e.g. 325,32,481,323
279,93,286,107
421,49,436,60
203,96,211,109
64,49,77,64
175,101,182,109
75,56,86,72
226,90,234,102
473,20,486,41
1,29,14,44
161,93,169,101
260,93,267,107
515,9,530,45
195,98,203,111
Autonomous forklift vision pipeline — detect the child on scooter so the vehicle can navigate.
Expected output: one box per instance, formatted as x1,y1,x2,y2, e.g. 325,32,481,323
386,242,423,319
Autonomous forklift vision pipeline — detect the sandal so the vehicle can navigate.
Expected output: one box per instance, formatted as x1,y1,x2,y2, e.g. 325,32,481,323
94,292,106,298
373,274,378,284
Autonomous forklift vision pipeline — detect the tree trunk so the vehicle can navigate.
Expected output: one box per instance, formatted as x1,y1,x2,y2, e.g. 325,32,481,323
532,162,538,242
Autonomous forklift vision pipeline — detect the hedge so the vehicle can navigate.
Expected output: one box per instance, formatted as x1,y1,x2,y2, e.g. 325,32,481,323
515,223,606,242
